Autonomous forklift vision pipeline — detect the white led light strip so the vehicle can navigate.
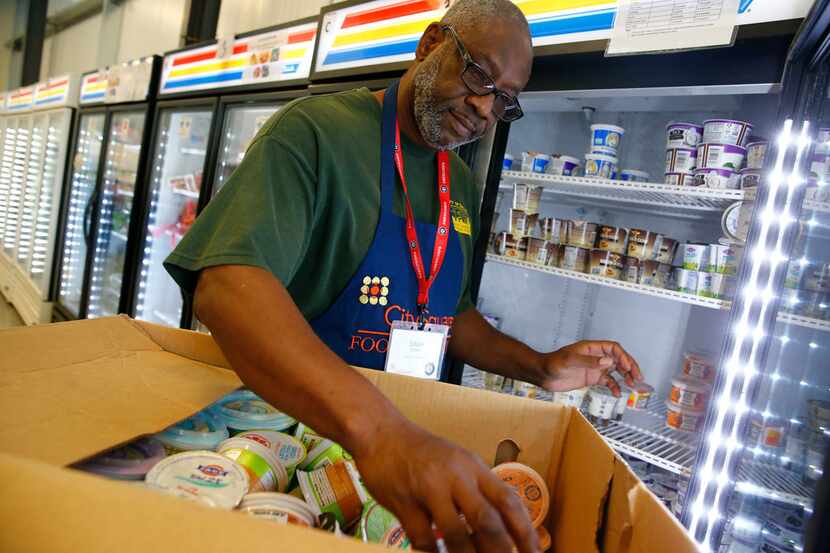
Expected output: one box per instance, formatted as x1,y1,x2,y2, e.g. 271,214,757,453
688,119,810,551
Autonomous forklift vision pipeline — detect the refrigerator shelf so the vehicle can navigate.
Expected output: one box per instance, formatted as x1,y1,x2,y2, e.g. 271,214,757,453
500,170,743,213
775,312,830,332
486,254,728,310
736,459,814,507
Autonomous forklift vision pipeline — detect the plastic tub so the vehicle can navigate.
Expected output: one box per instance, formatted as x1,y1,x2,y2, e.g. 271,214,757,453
696,143,747,170
666,122,703,148
665,147,697,174
144,451,250,509
558,246,589,272
566,220,598,248
512,183,543,214
638,260,660,287
155,409,229,454
665,401,705,433
654,237,678,264
682,351,716,382
300,437,352,471
212,390,296,434
531,153,551,173
682,243,708,270
739,168,761,189
527,238,557,265
721,201,746,242
492,462,550,528
627,228,660,260
702,119,753,146
590,124,625,152
675,268,700,294
745,141,768,169
614,385,629,420
626,383,654,410
218,437,287,493
510,208,539,239
547,154,580,176
238,492,317,527
587,386,618,423
664,172,694,186
693,167,739,189
359,500,409,546
670,376,712,410
596,225,628,254
622,256,640,283
520,151,543,173
552,386,588,408
538,217,561,243
588,249,624,279
502,153,514,171
298,461,367,528
584,153,618,179
76,437,166,481
235,430,306,480
620,169,650,182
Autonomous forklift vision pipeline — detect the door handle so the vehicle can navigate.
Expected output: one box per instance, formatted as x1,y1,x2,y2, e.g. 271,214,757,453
83,188,98,248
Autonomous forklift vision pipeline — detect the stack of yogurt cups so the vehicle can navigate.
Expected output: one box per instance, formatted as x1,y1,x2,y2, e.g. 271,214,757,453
505,151,582,176
664,352,716,434
665,122,703,186
674,241,740,300
585,124,624,179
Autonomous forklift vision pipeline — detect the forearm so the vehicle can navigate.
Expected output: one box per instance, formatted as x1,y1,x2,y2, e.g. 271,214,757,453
194,265,406,458
448,308,545,384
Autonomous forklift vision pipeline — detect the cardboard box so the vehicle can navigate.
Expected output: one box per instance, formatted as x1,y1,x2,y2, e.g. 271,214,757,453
0,316,698,552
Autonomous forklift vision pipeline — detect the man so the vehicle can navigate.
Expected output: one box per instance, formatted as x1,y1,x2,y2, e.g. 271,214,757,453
165,1,641,552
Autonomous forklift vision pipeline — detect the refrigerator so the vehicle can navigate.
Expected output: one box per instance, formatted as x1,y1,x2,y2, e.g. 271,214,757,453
128,16,318,329
52,57,161,322
0,76,76,325
311,0,828,550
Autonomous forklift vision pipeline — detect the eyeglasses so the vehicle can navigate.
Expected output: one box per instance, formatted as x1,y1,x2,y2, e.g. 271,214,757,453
442,24,524,123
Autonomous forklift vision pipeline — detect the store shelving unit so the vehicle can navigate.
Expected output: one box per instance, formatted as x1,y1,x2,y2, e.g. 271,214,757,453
736,460,814,508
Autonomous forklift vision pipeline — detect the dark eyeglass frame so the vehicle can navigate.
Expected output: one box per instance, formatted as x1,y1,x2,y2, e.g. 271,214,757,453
442,24,524,123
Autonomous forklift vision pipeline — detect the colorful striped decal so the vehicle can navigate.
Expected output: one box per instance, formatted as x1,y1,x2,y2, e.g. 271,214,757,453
7,86,34,111
159,21,317,95
34,77,70,106
80,71,108,104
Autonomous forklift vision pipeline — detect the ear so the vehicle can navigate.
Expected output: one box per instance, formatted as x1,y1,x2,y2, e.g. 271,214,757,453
415,22,445,61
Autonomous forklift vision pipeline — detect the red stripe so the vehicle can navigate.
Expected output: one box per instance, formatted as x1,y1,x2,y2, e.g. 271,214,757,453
342,0,439,29
172,49,216,67
232,43,247,54
287,29,315,44
87,75,99,83
46,79,68,90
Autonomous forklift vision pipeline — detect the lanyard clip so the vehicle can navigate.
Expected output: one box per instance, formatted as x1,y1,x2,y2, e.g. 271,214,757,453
416,304,430,330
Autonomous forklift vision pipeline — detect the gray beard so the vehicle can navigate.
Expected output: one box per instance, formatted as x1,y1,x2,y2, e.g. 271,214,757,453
412,49,480,151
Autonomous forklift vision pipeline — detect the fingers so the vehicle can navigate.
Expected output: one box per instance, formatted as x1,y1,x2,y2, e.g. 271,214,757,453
578,340,643,384
426,490,476,553
600,373,622,397
451,476,521,553
476,471,540,553
564,351,613,372
397,502,438,552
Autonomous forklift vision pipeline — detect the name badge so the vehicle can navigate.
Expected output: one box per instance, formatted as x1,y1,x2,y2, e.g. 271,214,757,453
384,320,449,380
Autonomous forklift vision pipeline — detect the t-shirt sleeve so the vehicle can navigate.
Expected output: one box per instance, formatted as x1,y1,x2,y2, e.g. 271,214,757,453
164,131,317,296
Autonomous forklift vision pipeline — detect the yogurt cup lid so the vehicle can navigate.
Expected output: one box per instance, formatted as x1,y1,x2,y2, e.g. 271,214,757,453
533,153,551,160
235,430,307,470
672,375,712,394
666,122,703,129
156,409,229,451
631,382,654,393
552,154,581,164
77,437,166,480
212,390,297,431
239,492,317,526
585,153,618,162
492,462,550,528
144,451,250,509
703,118,752,126
591,123,625,133
746,140,768,147
621,169,650,177
218,437,287,483
665,399,705,414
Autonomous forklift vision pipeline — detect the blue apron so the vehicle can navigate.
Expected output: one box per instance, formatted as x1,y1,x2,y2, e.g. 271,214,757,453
310,81,464,373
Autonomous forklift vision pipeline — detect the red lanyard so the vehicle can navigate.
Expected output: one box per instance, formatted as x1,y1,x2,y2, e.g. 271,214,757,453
393,120,451,313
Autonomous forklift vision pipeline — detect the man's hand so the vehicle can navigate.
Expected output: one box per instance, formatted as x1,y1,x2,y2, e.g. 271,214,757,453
353,418,539,553
540,340,642,396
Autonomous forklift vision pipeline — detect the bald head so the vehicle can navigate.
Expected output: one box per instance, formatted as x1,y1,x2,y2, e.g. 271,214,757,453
441,0,532,50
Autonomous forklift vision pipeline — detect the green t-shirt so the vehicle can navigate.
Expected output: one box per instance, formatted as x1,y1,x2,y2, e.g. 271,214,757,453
164,88,481,320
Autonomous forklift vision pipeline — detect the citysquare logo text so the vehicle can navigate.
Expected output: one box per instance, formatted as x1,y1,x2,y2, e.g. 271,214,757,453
348,304,454,354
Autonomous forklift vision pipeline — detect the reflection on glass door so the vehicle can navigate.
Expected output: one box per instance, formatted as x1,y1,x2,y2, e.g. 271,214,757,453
0,117,16,249
87,110,146,318
56,113,105,316
5,116,30,255
17,115,47,268
135,108,213,327
212,104,280,197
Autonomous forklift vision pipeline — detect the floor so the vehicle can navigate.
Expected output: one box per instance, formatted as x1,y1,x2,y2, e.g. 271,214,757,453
0,298,24,329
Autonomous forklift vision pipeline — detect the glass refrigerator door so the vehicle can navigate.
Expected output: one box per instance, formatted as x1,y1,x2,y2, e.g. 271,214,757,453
212,103,281,197
17,114,47,269
56,113,105,317
0,117,16,246
87,111,146,318
5,116,31,256
135,107,213,327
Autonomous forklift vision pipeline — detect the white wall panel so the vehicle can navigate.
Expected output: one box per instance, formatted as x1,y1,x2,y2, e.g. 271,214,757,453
216,0,338,37
46,13,102,77
117,0,186,62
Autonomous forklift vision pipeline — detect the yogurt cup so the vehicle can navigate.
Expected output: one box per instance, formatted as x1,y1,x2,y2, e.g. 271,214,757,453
496,232,525,259
804,262,830,292
665,401,705,433
696,143,747,171
513,184,543,214
538,217,562,243
155,409,229,454
664,172,694,186
745,141,768,169
682,351,716,382
655,263,672,288
622,256,640,283
76,437,166,481
682,243,708,270
614,385,629,420
707,243,737,274
510,209,539,239
212,390,296,434
566,220,598,248
693,167,739,189
626,383,653,410
587,386,618,424
531,153,551,174
527,238,557,265
238,492,317,527
739,168,762,189
596,225,628,254
552,386,588,408
619,169,650,182
696,271,716,298
218,437,287,493
514,381,538,399
590,124,625,152
492,462,550,528
666,122,703,148
665,147,698,174
558,246,589,272
359,500,409,547
675,268,699,294
817,127,830,155
627,228,660,260
235,431,306,480
584,153,618,179
589,249,624,279
654,237,678,264
297,460,368,528
503,154,514,171
300,435,353,471
808,399,830,428
520,151,542,173
638,260,660,287
144,451,250,509
547,154,580,176
809,153,829,181
670,376,712,410
721,201,747,242
702,119,753,146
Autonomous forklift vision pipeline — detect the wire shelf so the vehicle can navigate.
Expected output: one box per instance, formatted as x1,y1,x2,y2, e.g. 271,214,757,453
775,312,830,332
736,459,814,507
500,170,744,212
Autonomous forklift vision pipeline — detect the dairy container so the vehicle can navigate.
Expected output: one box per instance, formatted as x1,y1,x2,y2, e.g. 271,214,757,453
547,154,580,176
514,381,538,399
509,209,539,239
682,351,716,382
627,228,660,260
584,153,617,179
622,256,640,283
654,263,672,288
693,167,739,189
531,153,551,174
665,147,697,174
804,262,830,292
492,462,550,528
675,268,700,294
527,238,556,265
702,119,753,146
808,153,829,182
664,172,694,186
359,500,409,547
696,143,746,171
235,430,307,480
817,127,830,155
665,401,705,432
559,246,589,272
696,271,716,298
218,436,287,493
496,232,527,260
212,390,297,434
503,154,514,171
513,183,543,214
682,243,708,270
239,492,317,527
590,123,624,152
669,376,712,410
721,201,748,242
666,122,703,148
614,385,629,420
155,409,229,454
552,387,588,408
620,169,650,182
739,168,761,189
589,249,624,279
638,260,662,287
654,237,678,264
745,141,768,169
76,437,166,481
566,220,598,248
707,243,737,274
538,217,562,243
626,383,654,410
596,225,628,254
520,151,542,172
586,386,618,425
145,451,250,509
297,460,368,528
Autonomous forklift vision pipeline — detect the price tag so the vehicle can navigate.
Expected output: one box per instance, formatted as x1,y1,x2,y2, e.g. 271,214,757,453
384,321,449,381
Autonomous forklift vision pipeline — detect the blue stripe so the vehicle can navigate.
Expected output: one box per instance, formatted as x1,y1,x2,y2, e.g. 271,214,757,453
163,70,244,90
529,11,615,39
81,91,105,101
283,63,299,74
323,38,420,66
35,95,63,105
739,0,753,13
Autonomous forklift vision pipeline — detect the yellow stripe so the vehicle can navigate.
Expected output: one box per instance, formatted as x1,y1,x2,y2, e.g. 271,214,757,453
515,0,614,18
86,82,107,92
169,57,247,78
38,87,66,99
332,17,433,48
281,47,307,60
